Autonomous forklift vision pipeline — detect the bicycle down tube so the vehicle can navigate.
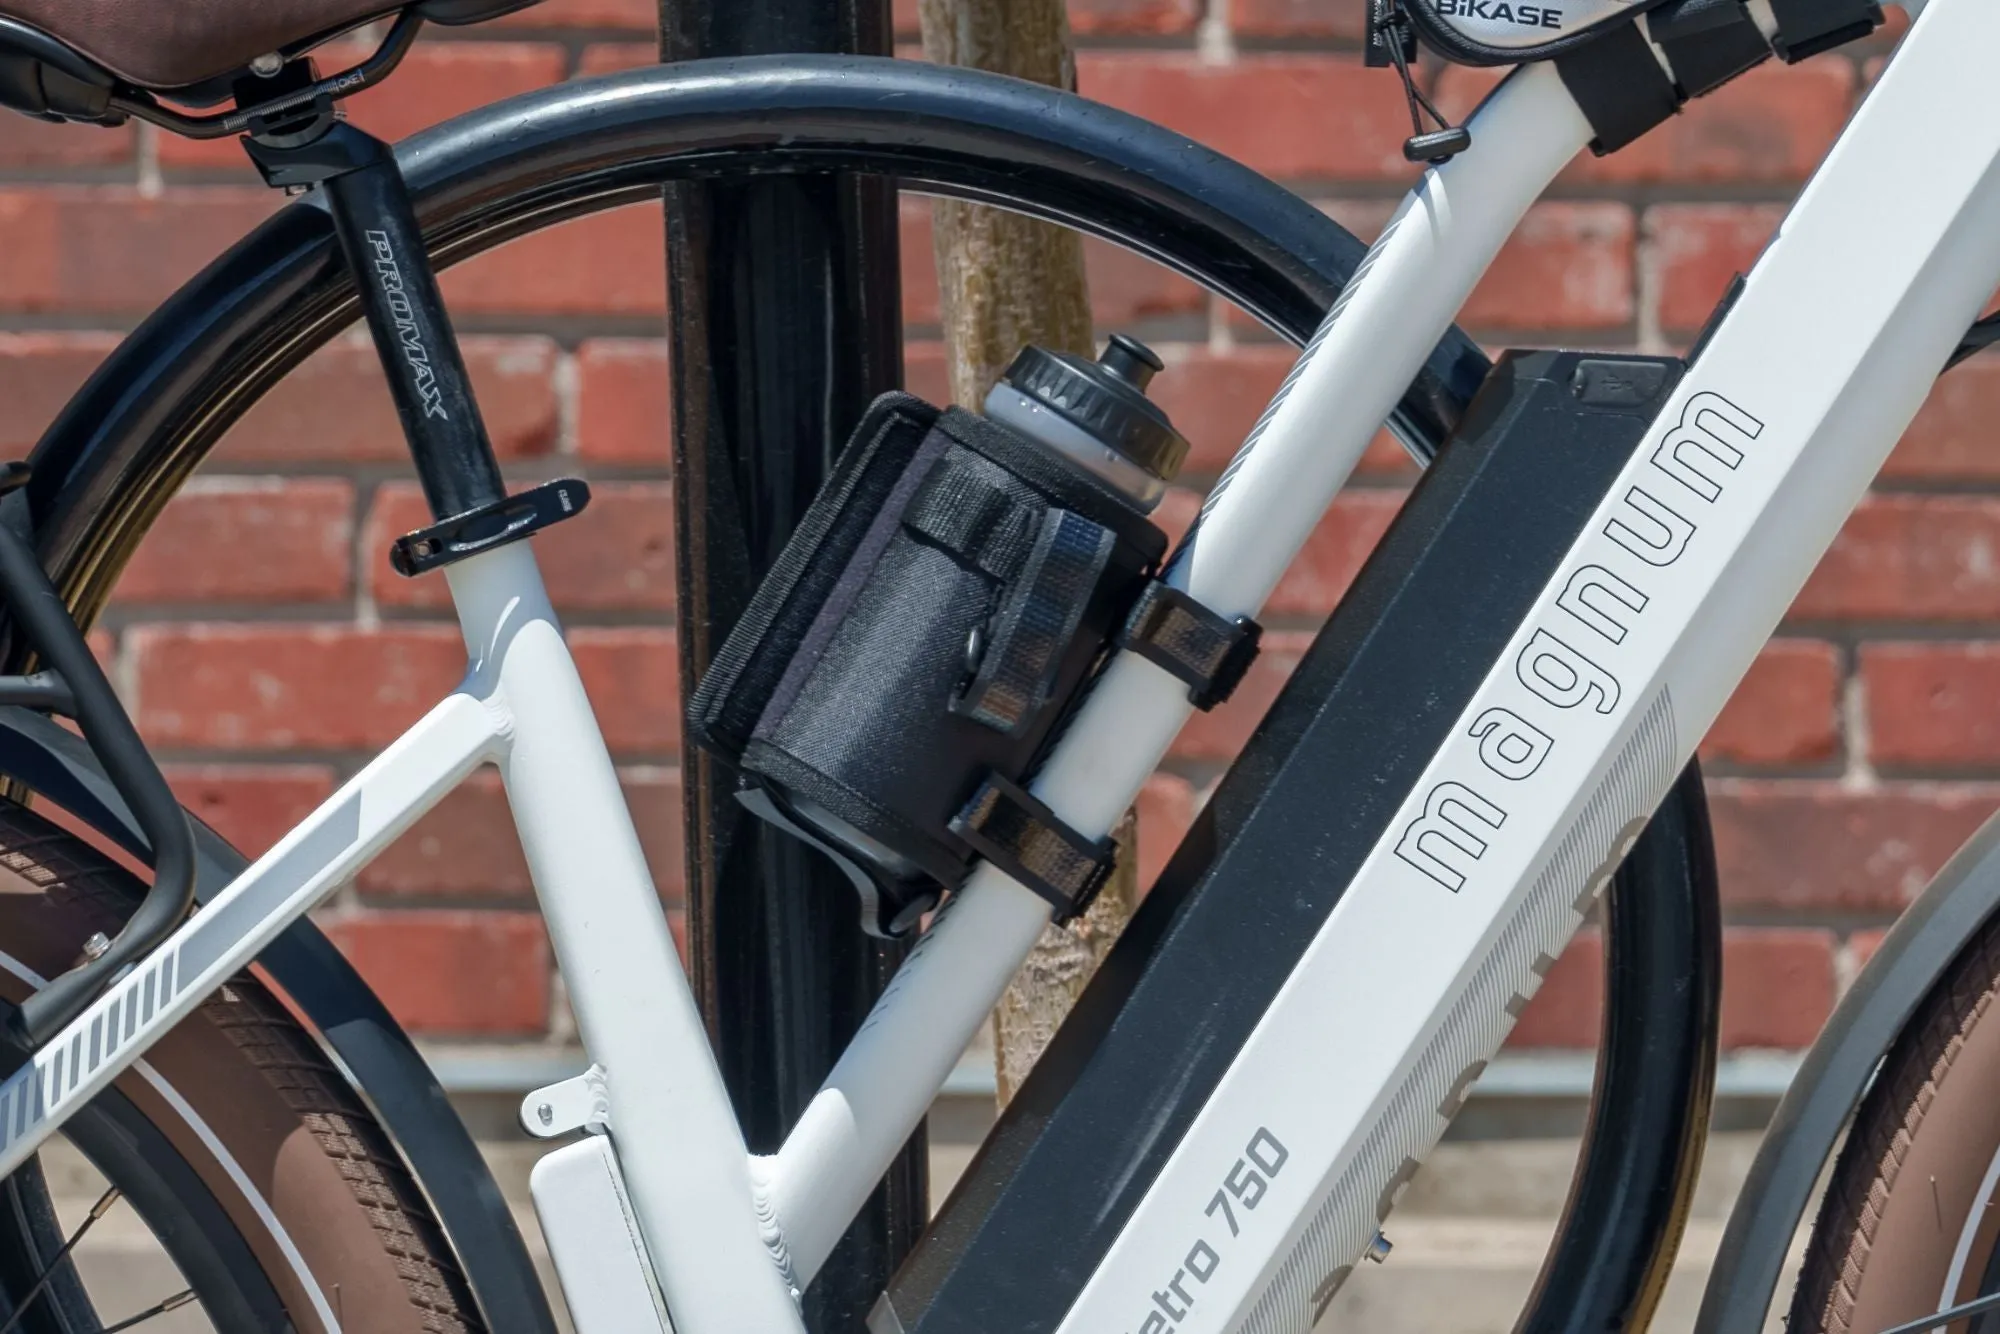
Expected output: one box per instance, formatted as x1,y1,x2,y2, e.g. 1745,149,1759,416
1046,3,2000,1330
0,7,1987,1334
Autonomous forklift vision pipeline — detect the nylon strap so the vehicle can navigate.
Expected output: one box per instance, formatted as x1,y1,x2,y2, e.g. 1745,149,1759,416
1556,0,1878,157
1119,581,1262,711
1555,18,1682,155
949,771,1115,920
1649,0,1770,96
955,508,1117,735
902,454,1039,581
1767,0,1881,62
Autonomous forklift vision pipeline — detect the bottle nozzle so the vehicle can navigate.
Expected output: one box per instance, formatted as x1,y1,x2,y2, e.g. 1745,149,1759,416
1099,333,1164,391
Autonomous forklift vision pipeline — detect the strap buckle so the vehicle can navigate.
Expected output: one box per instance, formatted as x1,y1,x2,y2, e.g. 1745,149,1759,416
949,772,1115,921
1119,582,1262,711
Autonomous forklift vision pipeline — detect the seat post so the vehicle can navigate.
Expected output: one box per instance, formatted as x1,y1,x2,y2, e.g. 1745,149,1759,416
245,122,508,523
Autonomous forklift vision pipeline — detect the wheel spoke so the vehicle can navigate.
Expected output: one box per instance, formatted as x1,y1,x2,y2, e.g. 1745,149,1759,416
97,1289,194,1333
0,1183,120,1334
1877,1288,2000,1334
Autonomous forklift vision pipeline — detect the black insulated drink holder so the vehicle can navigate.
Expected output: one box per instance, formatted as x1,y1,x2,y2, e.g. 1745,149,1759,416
689,392,1176,936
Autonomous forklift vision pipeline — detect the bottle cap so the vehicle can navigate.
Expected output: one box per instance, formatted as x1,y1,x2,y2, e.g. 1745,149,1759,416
997,334,1190,482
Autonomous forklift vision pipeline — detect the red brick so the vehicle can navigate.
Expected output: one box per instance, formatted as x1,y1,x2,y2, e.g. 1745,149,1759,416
495,0,656,28
1076,54,1415,182
1862,643,2000,769
321,909,549,1035
1232,0,1369,39
899,198,1203,329
571,628,679,755
1154,488,1200,550
0,333,118,456
368,481,674,611
576,338,671,463
1707,780,2000,913
159,42,568,170
0,188,277,314
1225,199,1632,339
1794,495,2000,623
892,0,1196,39
1700,640,1841,768
1571,62,1852,185
1171,630,1313,762
1266,489,1406,618
1720,928,1836,1049
0,120,132,169
1150,345,1292,474
1069,0,1201,35
577,44,655,76
165,764,336,858
904,342,950,404
1885,358,2000,482
1508,931,1601,1048
359,767,685,905
218,337,558,463
1135,773,1196,890
1648,204,1784,335
1438,62,1852,186
1462,202,1633,333
362,771,531,901
441,203,665,316
132,625,464,751
1143,347,1413,480
618,766,686,909
114,479,354,606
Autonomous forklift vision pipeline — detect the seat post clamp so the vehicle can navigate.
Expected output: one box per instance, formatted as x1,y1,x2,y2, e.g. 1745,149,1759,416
390,477,592,577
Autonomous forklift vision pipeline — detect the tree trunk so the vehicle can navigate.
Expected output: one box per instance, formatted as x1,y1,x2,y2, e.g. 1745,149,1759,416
920,0,1138,1110
919,0,1095,406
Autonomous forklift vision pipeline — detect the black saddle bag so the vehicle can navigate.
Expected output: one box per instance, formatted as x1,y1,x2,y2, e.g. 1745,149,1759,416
687,392,1167,936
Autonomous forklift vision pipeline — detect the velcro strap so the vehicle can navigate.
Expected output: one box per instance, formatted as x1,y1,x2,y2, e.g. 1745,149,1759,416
903,455,1039,581
954,508,1117,735
1119,582,1262,711
1649,0,1771,96
1555,18,1684,155
948,772,1115,920
1767,0,1881,62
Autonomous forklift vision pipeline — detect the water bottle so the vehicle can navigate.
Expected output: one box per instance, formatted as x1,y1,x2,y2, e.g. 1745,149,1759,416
981,333,1189,511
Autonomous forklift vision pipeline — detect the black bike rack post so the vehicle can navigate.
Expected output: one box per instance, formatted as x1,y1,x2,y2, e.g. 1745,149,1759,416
658,5,924,1329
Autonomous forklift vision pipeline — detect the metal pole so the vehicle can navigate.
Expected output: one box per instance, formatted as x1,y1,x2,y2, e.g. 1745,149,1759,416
659,3,924,1329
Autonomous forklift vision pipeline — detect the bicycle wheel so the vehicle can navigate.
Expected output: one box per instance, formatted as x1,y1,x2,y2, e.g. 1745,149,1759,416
1791,910,2000,1332
7,56,1719,1332
0,795,481,1332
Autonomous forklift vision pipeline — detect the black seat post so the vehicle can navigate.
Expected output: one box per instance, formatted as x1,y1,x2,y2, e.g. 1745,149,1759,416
247,122,507,523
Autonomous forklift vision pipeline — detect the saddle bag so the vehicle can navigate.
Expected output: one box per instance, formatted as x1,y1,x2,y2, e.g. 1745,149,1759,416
687,389,1171,937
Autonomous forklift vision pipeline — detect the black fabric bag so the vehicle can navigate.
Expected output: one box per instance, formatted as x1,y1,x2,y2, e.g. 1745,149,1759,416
1395,0,1671,64
687,392,1166,935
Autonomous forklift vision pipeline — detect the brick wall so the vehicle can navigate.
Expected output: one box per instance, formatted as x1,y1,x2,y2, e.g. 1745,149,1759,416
0,1,1962,1061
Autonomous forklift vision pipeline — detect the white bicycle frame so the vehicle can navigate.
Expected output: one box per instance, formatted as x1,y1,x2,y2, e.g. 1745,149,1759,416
0,0,1991,1329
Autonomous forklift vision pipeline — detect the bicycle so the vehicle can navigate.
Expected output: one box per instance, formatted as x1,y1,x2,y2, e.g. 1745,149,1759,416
0,0,1990,1330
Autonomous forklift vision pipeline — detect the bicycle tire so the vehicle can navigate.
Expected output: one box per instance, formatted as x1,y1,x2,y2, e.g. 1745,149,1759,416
1790,909,2000,1333
6,55,1720,1330
0,795,483,1332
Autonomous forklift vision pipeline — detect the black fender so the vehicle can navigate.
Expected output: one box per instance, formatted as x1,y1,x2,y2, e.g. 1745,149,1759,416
1697,809,2000,1330
3,54,1719,1330
0,706,559,1334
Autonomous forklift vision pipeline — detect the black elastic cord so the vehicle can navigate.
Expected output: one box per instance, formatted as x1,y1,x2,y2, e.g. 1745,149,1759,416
1373,0,1470,163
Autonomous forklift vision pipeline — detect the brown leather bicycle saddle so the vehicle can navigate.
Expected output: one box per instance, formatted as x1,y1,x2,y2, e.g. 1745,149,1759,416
0,0,539,91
